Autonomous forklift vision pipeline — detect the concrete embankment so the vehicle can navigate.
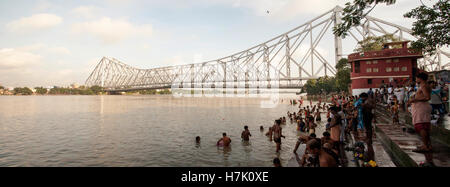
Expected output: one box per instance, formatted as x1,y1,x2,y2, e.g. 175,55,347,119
374,105,450,167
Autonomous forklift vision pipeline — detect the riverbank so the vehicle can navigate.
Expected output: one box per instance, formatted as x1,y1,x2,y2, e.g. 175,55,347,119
374,104,450,167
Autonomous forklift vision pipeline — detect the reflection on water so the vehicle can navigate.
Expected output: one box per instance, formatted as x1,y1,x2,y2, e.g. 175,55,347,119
0,95,325,167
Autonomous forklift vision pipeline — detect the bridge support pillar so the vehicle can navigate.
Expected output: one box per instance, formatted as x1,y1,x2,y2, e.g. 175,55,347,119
333,6,343,69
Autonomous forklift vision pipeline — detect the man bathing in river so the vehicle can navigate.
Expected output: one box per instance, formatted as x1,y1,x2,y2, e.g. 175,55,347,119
272,119,285,153
307,116,317,135
299,139,339,167
217,133,232,147
293,133,318,154
321,131,334,147
241,126,252,141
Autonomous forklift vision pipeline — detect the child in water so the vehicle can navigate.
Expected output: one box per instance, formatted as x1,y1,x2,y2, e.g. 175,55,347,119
266,127,273,141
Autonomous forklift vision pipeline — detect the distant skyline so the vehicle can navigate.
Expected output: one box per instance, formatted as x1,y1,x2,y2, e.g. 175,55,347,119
0,0,425,87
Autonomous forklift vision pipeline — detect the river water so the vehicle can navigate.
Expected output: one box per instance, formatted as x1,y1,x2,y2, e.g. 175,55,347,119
0,95,327,167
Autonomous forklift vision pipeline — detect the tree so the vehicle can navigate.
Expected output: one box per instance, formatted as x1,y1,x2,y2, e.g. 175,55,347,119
404,0,450,54
90,86,103,94
333,0,449,55
303,76,337,95
354,34,399,52
303,58,352,95
35,87,48,95
335,58,352,92
13,87,33,95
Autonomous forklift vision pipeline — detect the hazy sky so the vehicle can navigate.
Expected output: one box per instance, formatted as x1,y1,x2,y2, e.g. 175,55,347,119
0,0,425,88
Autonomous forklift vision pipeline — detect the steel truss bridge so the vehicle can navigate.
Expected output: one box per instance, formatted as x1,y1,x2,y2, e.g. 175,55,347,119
86,6,449,92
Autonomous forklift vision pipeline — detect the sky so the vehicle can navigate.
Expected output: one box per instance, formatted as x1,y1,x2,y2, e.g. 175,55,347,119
0,0,426,88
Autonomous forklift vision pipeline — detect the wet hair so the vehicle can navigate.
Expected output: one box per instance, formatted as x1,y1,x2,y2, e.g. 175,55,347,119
307,139,321,150
273,158,281,165
330,106,339,112
244,126,248,129
416,72,428,81
223,133,227,136
275,119,282,125
359,93,369,98
323,131,330,137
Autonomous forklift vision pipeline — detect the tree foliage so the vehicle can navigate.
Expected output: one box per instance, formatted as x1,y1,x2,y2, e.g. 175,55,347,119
333,0,396,38
89,86,103,94
334,58,352,92
13,87,33,95
303,58,351,95
48,86,101,95
404,0,450,54
34,87,48,95
333,0,449,55
137,89,172,95
354,34,399,52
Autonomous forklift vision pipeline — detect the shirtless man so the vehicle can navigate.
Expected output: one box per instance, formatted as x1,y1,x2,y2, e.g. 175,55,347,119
321,131,334,146
272,119,285,153
307,116,317,135
293,133,317,154
217,133,232,147
328,107,341,144
302,139,339,167
408,73,433,165
241,126,252,141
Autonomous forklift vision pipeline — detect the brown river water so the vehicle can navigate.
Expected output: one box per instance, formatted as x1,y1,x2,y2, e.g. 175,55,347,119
0,95,328,167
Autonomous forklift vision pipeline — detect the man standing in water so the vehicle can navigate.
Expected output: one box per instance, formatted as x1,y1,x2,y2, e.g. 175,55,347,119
217,133,232,147
408,73,434,166
304,139,339,167
272,119,285,153
241,126,252,141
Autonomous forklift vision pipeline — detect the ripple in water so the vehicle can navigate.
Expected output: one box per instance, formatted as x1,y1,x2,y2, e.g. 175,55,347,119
0,95,327,167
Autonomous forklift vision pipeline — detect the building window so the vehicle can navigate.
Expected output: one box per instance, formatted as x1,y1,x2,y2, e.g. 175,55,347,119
355,61,360,73
366,68,372,73
386,59,392,63
402,67,407,71
394,67,400,72
373,60,378,64
393,59,399,63
368,79,373,85
373,68,379,72
366,61,371,65
386,67,392,72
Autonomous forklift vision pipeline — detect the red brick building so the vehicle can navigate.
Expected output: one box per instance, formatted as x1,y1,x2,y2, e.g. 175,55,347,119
348,41,423,95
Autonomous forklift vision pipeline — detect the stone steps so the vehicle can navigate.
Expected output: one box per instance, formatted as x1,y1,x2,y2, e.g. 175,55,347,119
375,104,450,146
375,123,450,167
374,105,450,167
